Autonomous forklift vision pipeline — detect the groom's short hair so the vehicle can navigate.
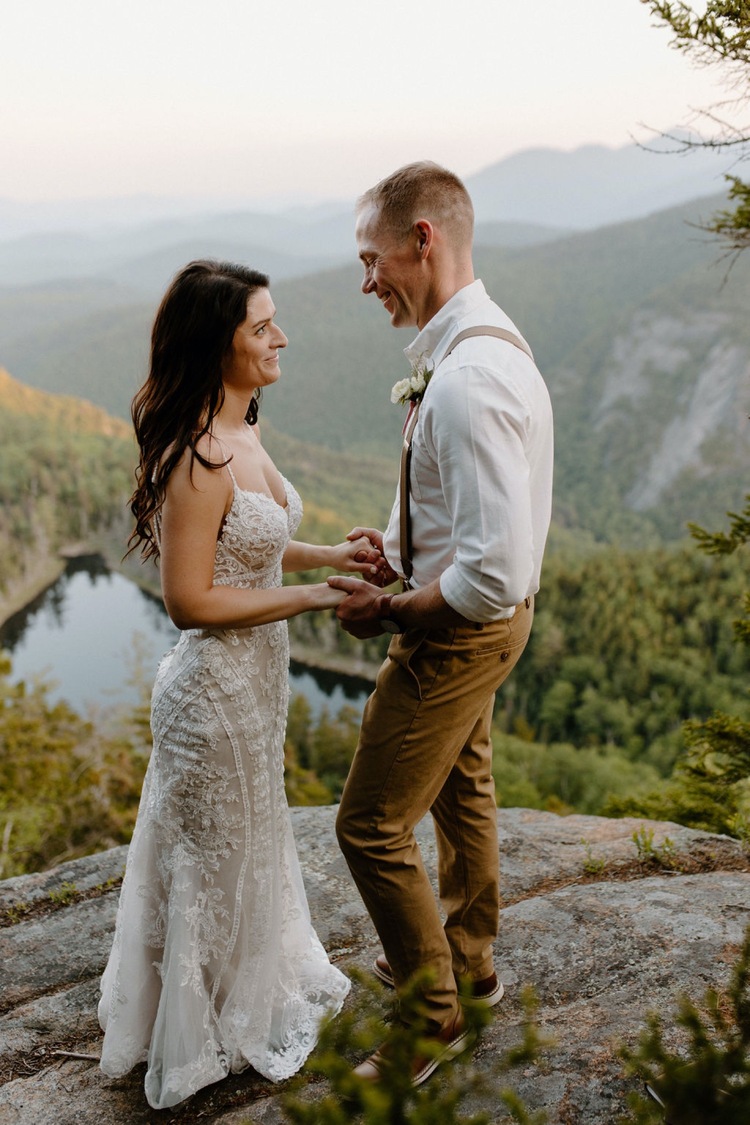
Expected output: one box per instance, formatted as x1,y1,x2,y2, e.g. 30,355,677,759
357,161,474,250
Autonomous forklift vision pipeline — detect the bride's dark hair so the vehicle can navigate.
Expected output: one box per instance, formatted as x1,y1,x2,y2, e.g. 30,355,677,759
129,259,270,560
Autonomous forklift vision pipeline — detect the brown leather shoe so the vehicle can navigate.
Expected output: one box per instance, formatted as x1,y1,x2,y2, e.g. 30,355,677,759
372,953,505,1008
353,1009,471,1088
467,971,505,1007
372,952,395,988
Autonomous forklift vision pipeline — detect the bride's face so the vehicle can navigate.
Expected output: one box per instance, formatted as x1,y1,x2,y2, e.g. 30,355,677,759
222,288,288,394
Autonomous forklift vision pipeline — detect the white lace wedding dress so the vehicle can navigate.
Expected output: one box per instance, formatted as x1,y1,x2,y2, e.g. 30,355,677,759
98,471,350,1110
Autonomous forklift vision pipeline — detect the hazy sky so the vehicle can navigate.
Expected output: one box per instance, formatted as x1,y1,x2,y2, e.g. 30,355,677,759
2,0,745,206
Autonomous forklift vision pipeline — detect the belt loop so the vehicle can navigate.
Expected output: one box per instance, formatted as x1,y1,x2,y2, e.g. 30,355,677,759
525,596,531,609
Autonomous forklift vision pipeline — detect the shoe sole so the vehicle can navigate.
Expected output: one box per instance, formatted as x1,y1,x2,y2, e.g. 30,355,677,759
411,1025,474,1087
462,979,505,1008
372,959,395,989
371,959,505,1008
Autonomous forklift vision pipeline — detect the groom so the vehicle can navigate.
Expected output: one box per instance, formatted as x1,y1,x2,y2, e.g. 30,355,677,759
329,161,554,1085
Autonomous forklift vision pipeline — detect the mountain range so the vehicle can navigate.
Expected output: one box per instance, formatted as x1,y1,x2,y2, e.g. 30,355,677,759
0,136,733,240
465,138,733,228
0,138,734,293
0,143,748,546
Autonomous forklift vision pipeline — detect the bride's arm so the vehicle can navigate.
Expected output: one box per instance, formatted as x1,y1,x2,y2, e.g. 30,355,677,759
159,455,343,631
282,538,382,575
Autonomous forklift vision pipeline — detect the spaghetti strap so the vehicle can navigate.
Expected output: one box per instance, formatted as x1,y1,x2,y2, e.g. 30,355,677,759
211,435,237,488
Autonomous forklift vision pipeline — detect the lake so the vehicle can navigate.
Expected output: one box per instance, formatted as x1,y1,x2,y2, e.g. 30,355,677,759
0,555,371,718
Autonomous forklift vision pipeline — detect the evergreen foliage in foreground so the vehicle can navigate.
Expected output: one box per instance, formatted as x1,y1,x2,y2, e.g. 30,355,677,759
280,971,550,1125
619,924,750,1123
642,0,750,256
280,932,750,1124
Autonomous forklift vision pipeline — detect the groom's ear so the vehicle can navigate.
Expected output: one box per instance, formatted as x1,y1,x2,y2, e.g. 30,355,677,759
413,219,434,258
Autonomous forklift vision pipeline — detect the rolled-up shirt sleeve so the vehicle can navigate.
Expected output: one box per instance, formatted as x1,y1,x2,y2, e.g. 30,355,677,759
427,364,535,621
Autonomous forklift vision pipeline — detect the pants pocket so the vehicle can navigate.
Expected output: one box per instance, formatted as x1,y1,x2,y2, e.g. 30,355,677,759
389,628,455,703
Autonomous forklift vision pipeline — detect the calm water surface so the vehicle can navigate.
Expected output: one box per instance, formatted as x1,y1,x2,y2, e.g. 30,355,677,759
0,556,370,717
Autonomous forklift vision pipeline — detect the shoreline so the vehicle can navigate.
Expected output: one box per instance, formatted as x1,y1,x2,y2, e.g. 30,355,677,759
0,549,380,688
0,540,112,630
0,558,68,629
288,641,378,686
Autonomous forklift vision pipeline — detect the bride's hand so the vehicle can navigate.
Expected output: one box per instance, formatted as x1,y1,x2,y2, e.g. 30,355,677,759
329,535,385,579
312,581,348,609
346,527,398,587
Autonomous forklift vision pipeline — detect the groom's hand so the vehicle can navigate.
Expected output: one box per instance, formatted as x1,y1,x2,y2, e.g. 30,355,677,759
327,576,387,638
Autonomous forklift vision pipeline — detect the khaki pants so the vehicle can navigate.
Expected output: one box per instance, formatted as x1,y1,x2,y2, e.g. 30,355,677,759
336,598,533,1030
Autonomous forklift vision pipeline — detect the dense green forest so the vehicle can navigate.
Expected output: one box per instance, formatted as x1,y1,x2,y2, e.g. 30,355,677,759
1,528,746,878
0,363,397,605
286,541,750,812
285,535,750,761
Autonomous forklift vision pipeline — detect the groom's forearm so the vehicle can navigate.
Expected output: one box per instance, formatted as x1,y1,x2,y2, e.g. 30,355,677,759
386,579,470,631
329,575,471,636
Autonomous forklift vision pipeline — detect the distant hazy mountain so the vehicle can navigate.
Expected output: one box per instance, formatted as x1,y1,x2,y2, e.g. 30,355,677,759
0,139,733,297
0,208,564,293
269,192,749,540
464,140,732,229
1,191,747,543
0,226,348,293
0,195,249,240
0,299,153,417
1,138,733,249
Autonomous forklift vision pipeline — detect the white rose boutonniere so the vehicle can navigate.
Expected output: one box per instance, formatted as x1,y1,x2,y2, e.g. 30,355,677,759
390,355,433,407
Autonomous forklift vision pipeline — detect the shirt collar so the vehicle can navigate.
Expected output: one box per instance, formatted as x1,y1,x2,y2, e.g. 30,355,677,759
404,279,489,369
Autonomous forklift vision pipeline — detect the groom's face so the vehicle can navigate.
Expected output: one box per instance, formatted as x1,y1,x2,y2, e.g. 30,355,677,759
355,204,423,329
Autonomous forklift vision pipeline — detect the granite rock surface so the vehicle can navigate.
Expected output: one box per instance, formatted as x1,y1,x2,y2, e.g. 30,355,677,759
0,807,748,1124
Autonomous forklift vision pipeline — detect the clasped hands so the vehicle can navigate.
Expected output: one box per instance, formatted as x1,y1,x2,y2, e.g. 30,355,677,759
329,527,399,638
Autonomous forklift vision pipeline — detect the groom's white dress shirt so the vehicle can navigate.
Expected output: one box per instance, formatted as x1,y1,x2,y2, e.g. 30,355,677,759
381,279,554,623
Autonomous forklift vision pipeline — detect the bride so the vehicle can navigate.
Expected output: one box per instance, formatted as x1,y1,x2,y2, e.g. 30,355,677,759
98,259,380,1110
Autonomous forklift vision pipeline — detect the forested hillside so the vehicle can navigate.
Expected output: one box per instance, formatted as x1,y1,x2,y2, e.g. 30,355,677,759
0,362,398,624
0,368,135,601
2,361,742,773
284,541,750,798
1,192,746,543
0,365,747,874
2,531,746,876
269,191,749,540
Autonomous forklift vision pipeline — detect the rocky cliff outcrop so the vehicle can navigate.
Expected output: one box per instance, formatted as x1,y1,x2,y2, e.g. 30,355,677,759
592,309,750,515
0,808,748,1124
